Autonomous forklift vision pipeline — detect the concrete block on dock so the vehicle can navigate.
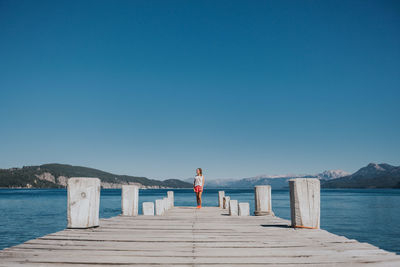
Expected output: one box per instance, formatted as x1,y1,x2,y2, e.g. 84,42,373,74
67,177,100,228
167,191,174,208
229,200,238,216
218,191,225,208
238,202,250,216
121,185,139,216
142,202,154,216
155,199,163,216
289,178,320,229
254,185,274,216
223,196,230,209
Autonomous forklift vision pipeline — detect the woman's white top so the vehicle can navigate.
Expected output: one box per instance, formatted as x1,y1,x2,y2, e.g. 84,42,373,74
194,175,204,187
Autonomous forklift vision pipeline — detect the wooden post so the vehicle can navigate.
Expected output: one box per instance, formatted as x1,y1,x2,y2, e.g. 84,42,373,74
238,202,250,216
121,185,139,216
67,177,100,228
142,202,154,216
163,197,168,212
229,200,238,216
254,185,274,216
218,191,225,208
167,191,174,208
223,196,230,209
289,178,320,229
155,199,163,216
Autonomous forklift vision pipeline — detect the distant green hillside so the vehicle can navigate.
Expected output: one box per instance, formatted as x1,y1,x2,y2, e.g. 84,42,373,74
0,163,192,189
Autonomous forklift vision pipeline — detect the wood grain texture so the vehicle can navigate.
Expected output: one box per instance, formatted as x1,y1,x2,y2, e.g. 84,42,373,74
289,179,320,229
254,185,274,216
1,207,399,266
121,185,139,216
67,177,100,228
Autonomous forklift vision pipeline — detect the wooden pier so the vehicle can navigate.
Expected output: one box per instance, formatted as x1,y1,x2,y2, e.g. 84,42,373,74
1,206,399,266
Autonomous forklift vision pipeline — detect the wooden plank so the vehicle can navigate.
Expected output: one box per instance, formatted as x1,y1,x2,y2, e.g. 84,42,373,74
0,207,399,266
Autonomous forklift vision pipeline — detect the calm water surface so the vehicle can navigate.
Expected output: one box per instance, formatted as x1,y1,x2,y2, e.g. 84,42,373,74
0,188,399,254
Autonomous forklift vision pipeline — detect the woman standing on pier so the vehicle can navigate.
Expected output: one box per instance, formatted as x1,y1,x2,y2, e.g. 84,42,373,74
193,168,205,209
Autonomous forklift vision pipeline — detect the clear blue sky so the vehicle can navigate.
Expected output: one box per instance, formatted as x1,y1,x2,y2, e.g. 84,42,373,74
0,0,399,180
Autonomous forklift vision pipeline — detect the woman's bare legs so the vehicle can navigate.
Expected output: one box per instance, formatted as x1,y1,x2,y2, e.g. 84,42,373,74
195,191,203,206
198,191,202,206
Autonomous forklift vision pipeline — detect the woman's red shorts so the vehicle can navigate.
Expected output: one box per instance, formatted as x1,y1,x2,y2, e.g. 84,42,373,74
194,185,203,193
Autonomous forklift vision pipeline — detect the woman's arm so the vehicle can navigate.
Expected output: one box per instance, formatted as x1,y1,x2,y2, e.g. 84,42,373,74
202,176,205,187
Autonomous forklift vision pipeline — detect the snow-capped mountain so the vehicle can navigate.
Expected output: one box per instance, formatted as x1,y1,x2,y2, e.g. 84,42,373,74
322,163,400,188
205,169,349,189
316,170,351,180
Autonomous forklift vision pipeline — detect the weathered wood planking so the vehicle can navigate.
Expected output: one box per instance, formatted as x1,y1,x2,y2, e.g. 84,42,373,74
1,207,399,266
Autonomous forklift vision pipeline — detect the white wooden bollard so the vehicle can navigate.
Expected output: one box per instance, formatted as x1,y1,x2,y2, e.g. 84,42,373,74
67,177,100,228
121,185,139,216
167,191,174,208
218,191,225,208
254,185,274,216
223,196,230,210
142,202,154,216
155,199,163,216
289,178,320,229
163,197,168,212
160,198,165,214
238,202,250,216
229,200,238,216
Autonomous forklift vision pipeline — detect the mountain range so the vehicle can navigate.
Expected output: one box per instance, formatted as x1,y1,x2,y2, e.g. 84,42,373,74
322,163,400,188
0,163,192,189
203,164,400,189
1,163,399,189
202,169,350,189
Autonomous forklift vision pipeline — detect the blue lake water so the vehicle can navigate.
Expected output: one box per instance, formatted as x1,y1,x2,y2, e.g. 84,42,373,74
0,188,399,254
